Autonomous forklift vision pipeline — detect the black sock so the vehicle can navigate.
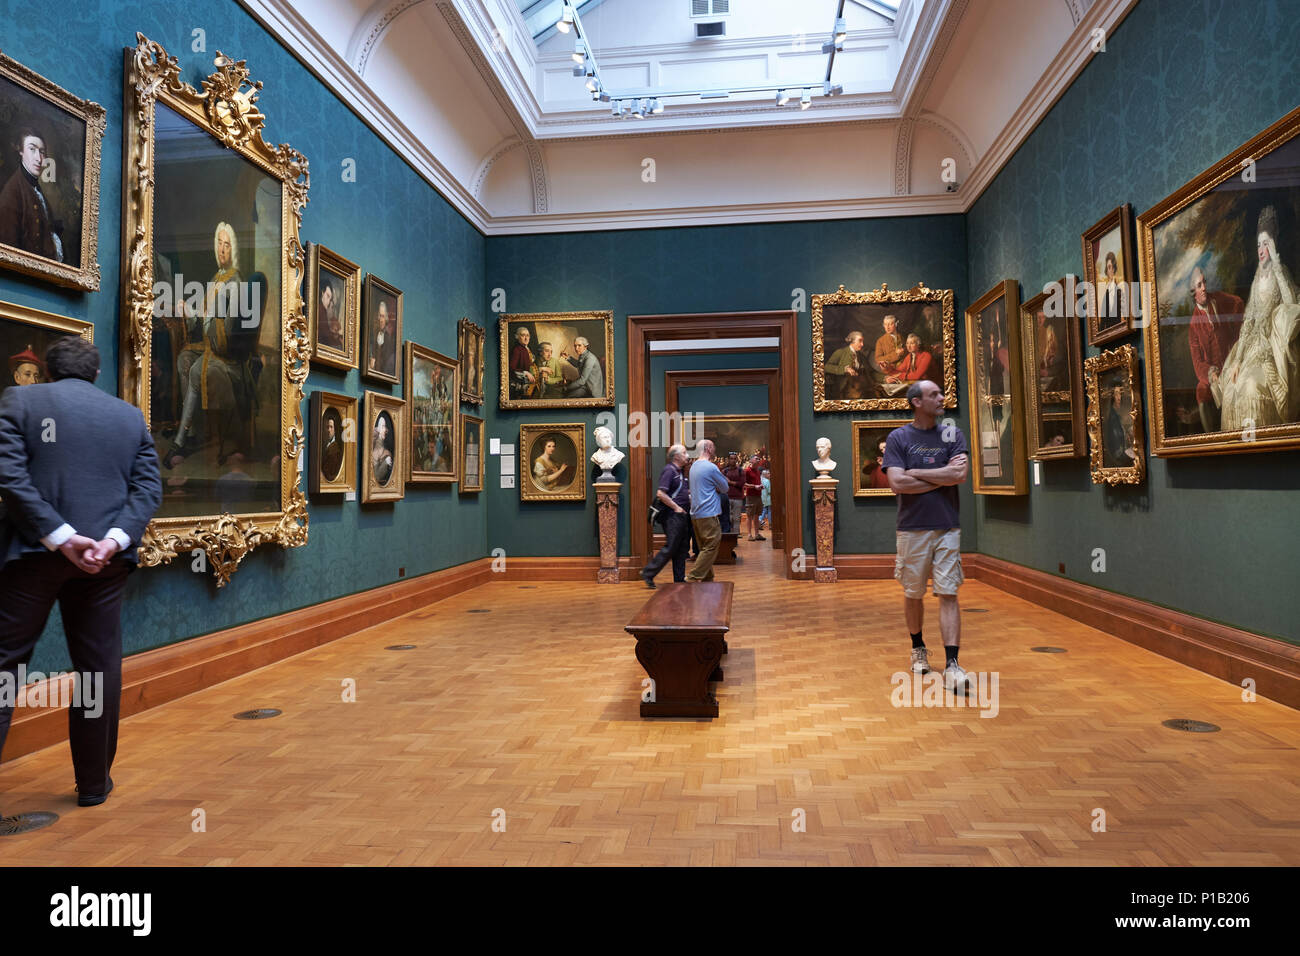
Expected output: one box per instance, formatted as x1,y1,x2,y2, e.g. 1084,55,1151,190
945,646,959,666
910,632,924,649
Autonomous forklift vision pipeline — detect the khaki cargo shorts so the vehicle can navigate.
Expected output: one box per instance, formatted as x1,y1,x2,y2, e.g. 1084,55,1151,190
895,528,963,598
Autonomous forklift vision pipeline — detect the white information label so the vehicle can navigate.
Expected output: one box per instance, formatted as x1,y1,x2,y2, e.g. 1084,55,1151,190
489,437,501,455
500,455,516,477
1033,460,1041,485
499,443,515,456
344,491,356,501
501,475,515,488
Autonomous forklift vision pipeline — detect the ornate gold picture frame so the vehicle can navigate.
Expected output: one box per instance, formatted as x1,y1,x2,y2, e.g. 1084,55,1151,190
964,279,1028,495
851,418,911,497
1085,344,1145,486
499,311,614,409
519,422,586,502
458,317,484,406
118,35,310,587
308,389,357,496
307,242,359,371
1138,104,1300,457
0,52,105,291
1020,278,1086,460
459,413,484,494
362,390,405,503
811,283,956,412
404,341,457,484
1081,204,1138,346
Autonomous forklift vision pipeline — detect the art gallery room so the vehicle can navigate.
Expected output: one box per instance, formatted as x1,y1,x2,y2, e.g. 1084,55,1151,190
0,0,1298,920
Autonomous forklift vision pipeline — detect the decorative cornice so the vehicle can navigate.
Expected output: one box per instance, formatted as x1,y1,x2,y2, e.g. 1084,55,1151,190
471,135,522,197
893,117,915,195
349,0,427,77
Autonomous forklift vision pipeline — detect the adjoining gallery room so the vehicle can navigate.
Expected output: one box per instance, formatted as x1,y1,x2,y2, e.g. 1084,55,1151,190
0,0,1298,933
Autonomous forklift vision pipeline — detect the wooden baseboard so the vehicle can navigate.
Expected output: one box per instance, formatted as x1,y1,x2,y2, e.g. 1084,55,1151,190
831,555,897,579
1,559,493,765
966,554,1300,710
496,556,637,580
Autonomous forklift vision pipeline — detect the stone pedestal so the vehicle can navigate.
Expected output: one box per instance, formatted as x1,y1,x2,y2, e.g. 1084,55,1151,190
810,476,838,583
595,481,621,583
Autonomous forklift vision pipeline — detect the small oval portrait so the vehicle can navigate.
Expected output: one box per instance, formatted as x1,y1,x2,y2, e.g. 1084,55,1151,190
530,431,576,494
319,405,344,482
372,409,396,486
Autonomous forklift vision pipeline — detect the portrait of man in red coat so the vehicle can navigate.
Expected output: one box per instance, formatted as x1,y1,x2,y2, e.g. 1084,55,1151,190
1186,265,1244,433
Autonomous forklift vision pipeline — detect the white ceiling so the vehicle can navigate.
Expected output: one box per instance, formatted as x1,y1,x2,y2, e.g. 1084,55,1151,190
238,0,1137,234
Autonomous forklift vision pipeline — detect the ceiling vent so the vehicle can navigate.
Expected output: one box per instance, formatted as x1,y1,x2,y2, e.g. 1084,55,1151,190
695,21,727,39
691,0,731,15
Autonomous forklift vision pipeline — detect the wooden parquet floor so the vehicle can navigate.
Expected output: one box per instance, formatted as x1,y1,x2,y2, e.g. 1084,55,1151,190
2,540,1298,866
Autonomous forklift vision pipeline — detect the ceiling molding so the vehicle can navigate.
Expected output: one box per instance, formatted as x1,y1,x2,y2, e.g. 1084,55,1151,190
955,0,1139,212
349,0,428,76
472,135,523,198
478,192,967,236
893,118,915,195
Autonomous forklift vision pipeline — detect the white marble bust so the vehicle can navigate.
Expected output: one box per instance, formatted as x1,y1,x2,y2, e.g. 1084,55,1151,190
591,425,625,481
811,436,837,475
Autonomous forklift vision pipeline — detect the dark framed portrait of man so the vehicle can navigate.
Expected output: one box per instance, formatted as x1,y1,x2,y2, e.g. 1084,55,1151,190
362,274,403,385
308,389,357,495
308,243,360,371
0,53,105,291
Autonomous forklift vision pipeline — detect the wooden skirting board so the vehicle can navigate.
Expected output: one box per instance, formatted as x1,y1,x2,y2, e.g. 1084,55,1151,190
5,551,1296,764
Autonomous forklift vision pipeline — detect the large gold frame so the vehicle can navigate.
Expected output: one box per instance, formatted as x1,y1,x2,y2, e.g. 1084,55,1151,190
0,53,105,291
1084,344,1145,486
811,283,956,412
118,34,310,586
404,340,458,484
964,279,1028,495
1020,278,1086,460
1138,104,1300,457
498,311,615,409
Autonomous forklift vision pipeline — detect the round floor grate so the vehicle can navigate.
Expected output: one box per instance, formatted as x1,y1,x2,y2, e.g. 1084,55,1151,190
0,811,59,836
386,644,417,650
1163,718,1220,733
963,608,990,613
234,708,282,720
1030,646,1067,653
467,609,491,614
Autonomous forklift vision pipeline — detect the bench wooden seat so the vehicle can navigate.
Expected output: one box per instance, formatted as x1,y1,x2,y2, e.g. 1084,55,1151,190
625,582,733,718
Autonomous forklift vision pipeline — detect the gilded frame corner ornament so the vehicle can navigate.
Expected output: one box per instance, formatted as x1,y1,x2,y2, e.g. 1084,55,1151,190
0,52,105,291
811,283,957,412
119,34,311,587
1084,343,1145,486
498,310,615,410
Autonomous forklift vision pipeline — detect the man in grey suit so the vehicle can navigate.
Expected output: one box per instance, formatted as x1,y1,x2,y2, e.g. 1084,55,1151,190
0,336,162,807
562,336,604,398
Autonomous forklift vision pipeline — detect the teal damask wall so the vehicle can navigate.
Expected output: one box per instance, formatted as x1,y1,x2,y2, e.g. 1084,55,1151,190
966,0,1300,641
2,0,487,672
484,216,971,558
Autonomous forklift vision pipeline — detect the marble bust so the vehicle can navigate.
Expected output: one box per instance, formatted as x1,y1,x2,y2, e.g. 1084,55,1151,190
591,425,624,481
811,436,837,475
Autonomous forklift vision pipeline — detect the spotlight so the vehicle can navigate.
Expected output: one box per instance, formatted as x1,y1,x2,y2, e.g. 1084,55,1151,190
651,98,664,114
800,89,811,110
821,40,837,54
823,82,843,96
572,40,587,64
776,89,790,106
586,76,599,93
834,17,847,43
611,100,620,117
556,4,574,34
572,64,584,77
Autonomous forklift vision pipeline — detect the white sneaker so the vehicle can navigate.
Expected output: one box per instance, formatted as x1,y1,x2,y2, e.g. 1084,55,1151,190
944,661,971,693
910,647,930,674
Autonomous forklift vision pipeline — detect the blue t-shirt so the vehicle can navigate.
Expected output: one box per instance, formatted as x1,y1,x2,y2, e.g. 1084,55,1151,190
688,459,729,519
881,423,969,530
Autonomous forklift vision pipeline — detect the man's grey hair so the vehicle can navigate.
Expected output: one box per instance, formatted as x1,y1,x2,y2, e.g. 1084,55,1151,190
514,326,530,341
574,336,589,348
906,382,925,408
906,333,921,344
696,438,716,459
539,341,552,350
667,443,686,461
883,314,898,327
846,330,863,344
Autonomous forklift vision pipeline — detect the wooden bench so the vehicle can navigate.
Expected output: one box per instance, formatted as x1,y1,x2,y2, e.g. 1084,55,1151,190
625,582,733,718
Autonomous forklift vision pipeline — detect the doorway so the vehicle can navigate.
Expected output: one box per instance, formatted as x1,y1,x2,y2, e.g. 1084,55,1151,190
626,310,803,578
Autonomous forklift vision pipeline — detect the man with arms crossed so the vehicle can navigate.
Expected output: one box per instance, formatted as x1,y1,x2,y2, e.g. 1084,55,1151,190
883,380,971,691
685,439,730,582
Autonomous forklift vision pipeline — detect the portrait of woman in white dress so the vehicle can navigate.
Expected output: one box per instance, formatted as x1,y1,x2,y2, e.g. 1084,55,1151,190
1214,206,1300,431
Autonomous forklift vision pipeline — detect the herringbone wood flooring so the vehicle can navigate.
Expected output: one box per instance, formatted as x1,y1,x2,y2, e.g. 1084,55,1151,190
2,541,1298,866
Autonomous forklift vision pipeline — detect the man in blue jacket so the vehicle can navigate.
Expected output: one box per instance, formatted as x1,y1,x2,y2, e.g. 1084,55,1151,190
0,336,162,807
685,439,731,582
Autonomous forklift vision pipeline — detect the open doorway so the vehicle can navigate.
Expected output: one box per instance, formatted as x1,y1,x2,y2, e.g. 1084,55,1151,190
626,310,803,579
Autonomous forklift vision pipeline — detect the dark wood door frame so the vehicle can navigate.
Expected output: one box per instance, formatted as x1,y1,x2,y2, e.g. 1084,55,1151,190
627,310,803,578
664,367,784,550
